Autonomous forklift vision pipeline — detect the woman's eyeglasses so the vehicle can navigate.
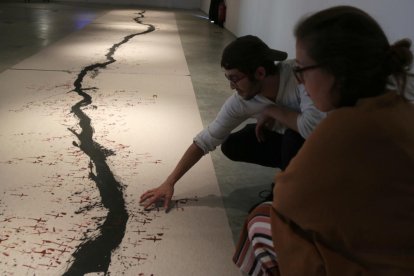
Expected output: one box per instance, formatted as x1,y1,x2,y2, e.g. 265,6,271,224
293,64,322,83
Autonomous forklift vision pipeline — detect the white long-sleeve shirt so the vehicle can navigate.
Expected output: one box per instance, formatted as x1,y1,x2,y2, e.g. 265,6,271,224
194,60,326,153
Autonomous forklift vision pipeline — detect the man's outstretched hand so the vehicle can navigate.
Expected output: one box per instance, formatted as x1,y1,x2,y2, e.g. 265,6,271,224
140,182,174,212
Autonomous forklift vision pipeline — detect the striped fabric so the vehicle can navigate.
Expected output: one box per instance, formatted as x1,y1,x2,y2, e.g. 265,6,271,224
233,202,279,275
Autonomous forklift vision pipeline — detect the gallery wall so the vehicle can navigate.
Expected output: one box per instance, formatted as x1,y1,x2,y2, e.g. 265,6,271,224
201,0,414,65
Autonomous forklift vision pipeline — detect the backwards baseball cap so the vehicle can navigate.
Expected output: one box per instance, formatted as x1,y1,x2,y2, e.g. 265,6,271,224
221,35,288,70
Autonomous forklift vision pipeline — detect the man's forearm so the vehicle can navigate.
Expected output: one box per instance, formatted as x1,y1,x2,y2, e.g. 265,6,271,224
165,142,205,186
265,105,300,132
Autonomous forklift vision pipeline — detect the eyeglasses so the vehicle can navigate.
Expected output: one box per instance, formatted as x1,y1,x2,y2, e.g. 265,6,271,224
224,73,247,86
293,64,322,83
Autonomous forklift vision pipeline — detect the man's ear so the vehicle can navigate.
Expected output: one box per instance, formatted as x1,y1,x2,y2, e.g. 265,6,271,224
255,66,266,80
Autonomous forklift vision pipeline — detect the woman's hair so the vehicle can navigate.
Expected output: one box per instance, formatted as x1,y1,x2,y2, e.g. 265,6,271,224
294,6,413,107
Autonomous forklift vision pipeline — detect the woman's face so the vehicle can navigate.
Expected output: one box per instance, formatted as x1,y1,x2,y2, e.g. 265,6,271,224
295,39,337,112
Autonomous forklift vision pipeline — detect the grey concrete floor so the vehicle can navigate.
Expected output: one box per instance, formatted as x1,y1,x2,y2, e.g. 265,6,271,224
0,2,276,242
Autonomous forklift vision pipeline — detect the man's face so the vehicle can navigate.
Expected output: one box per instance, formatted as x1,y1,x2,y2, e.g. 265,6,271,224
224,68,261,100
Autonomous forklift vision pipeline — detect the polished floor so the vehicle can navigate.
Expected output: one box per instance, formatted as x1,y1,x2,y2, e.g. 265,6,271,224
0,2,276,273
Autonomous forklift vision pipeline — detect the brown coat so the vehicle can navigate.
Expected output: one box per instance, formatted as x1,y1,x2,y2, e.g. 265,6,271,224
271,91,414,275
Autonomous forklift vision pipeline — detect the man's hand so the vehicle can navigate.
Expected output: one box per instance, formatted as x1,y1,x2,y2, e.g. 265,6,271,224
139,142,204,213
140,182,174,211
255,113,275,143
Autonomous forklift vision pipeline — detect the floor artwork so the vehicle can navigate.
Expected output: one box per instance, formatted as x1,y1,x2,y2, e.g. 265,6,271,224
0,9,239,275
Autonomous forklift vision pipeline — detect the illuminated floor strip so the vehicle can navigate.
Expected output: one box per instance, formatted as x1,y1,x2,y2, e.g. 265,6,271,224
0,9,238,275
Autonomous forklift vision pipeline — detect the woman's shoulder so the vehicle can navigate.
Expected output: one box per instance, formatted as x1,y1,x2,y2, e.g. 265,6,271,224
312,107,373,137
321,92,414,132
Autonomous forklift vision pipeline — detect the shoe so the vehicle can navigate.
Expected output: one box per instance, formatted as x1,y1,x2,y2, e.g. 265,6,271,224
259,182,274,201
248,182,274,213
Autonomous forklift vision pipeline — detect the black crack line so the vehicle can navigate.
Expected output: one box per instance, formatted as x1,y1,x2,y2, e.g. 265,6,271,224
64,11,155,276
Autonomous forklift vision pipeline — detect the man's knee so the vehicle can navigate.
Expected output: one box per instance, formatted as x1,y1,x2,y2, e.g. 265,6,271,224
221,124,256,160
221,138,237,160
281,129,305,170
284,128,304,141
